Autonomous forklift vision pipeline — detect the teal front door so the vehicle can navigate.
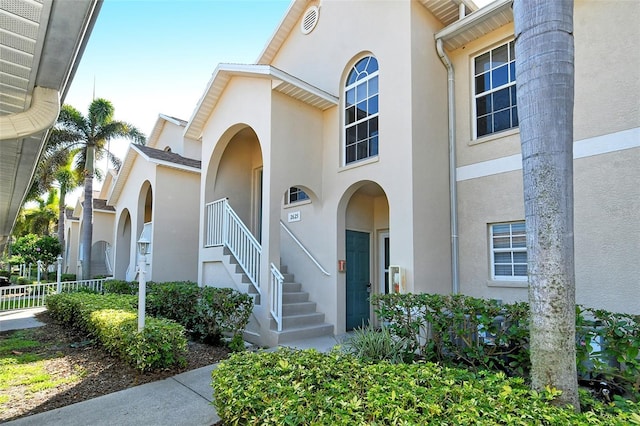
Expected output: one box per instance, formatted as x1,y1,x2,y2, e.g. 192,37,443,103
346,230,370,330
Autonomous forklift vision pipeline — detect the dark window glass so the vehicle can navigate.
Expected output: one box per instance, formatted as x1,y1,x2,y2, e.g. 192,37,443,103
476,95,491,116
477,115,491,137
493,109,511,132
493,87,510,111
492,64,509,88
474,41,518,137
345,56,379,164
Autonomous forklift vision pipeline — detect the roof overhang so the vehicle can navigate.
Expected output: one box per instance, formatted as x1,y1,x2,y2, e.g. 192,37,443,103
0,0,102,250
435,0,513,51
108,144,201,205
146,113,187,149
184,64,339,141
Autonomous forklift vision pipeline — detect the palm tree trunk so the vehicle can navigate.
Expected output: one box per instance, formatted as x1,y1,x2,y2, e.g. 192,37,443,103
58,189,66,266
514,0,579,410
81,145,95,280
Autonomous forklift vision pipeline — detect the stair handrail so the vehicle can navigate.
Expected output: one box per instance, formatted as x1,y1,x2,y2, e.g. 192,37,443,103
207,198,262,293
280,221,330,276
269,262,284,332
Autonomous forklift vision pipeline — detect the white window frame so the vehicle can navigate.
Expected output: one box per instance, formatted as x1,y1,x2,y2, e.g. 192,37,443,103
472,40,517,139
285,187,310,206
343,56,379,166
490,221,527,281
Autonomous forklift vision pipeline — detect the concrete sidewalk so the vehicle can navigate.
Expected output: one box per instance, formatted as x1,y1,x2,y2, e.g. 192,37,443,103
0,307,46,332
1,309,344,425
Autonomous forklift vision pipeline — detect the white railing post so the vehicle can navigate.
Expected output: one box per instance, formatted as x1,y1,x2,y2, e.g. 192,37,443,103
270,263,284,332
36,260,42,284
57,255,63,293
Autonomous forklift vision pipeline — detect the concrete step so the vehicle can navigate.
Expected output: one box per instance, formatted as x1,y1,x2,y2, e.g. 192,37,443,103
272,312,325,329
282,291,309,304
273,323,335,344
281,273,295,282
282,301,317,316
282,282,301,292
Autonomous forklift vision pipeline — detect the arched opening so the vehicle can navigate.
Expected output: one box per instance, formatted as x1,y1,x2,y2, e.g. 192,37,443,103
90,240,111,277
339,181,389,331
206,126,263,241
115,209,132,280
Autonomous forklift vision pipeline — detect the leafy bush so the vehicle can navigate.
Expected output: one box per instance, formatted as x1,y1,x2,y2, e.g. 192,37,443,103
146,282,253,346
60,273,77,282
373,293,639,399
46,292,187,371
0,270,9,278
103,279,137,295
341,322,409,363
212,349,639,425
372,293,530,375
576,306,640,397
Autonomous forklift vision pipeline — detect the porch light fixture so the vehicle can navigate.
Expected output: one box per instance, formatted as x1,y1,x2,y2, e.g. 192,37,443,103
137,235,150,332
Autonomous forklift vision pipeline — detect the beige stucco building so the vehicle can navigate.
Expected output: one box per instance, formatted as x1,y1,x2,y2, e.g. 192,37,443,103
80,0,638,347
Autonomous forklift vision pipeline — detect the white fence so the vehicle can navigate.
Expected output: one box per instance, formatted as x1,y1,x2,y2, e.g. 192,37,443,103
0,279,107,312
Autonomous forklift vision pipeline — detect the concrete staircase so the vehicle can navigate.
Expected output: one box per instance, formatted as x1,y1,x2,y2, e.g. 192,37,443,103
269,265,333,344
223,247,260,306
222,249,333,345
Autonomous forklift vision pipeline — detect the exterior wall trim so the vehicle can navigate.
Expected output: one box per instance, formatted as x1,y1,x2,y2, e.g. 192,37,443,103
456,127,640,181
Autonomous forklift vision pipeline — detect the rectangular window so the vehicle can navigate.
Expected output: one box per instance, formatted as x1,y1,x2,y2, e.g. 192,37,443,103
490,221,527,280
286,187,310,205
474,41,518,138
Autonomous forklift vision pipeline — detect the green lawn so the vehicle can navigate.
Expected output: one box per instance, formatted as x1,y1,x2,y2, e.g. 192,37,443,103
0,330,84,409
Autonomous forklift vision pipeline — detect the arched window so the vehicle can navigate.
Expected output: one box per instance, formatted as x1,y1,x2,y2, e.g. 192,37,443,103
344,56,379,165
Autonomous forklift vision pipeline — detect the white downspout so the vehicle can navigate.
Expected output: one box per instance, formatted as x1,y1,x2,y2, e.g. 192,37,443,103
436,38,460,295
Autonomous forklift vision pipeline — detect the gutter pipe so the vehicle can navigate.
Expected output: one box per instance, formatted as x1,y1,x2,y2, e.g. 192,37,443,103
436,38,460,295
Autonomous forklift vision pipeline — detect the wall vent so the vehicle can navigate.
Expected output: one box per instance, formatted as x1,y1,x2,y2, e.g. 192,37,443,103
301,6,319,35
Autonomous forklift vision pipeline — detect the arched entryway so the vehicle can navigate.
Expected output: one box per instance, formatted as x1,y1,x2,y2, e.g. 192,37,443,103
339,181,389,331
115,209,132,280
206,126,263,242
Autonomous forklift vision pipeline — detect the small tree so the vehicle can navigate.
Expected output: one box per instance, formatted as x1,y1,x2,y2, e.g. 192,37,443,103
11,234,62,277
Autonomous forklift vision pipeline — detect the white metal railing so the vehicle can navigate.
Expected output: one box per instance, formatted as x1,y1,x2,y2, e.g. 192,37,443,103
0,278,107,311
280,221,330,276
205,198,262,293
270,263,284,331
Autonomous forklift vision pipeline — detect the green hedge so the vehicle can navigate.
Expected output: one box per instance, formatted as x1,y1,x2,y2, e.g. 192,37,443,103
372,293,640,397
212,349,639,425
46,293,187,371
146,282,253,347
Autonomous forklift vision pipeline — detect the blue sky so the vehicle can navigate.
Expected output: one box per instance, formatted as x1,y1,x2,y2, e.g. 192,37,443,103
63,0,492,197
65,0,291,161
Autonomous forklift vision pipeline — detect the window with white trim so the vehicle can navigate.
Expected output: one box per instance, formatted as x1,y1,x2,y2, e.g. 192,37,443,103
344,56,379,164
474,41,518,138
285,187,309,205
490,221,527,280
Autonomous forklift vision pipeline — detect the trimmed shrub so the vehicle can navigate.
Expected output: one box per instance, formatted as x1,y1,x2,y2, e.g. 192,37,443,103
103,279,137,295
373,293,639,399
60,273,77,282
146,282,253,346
372,293,530,375
46,292,186,371
0,270,9,278
212,349,639,425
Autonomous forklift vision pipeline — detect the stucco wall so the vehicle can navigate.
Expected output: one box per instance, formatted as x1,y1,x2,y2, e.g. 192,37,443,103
150,167,200,282
451,1,640,314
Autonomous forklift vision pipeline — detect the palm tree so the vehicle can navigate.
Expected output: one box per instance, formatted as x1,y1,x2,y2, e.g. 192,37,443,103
514,0,579,410
49,98,145,279
28,137,81,247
